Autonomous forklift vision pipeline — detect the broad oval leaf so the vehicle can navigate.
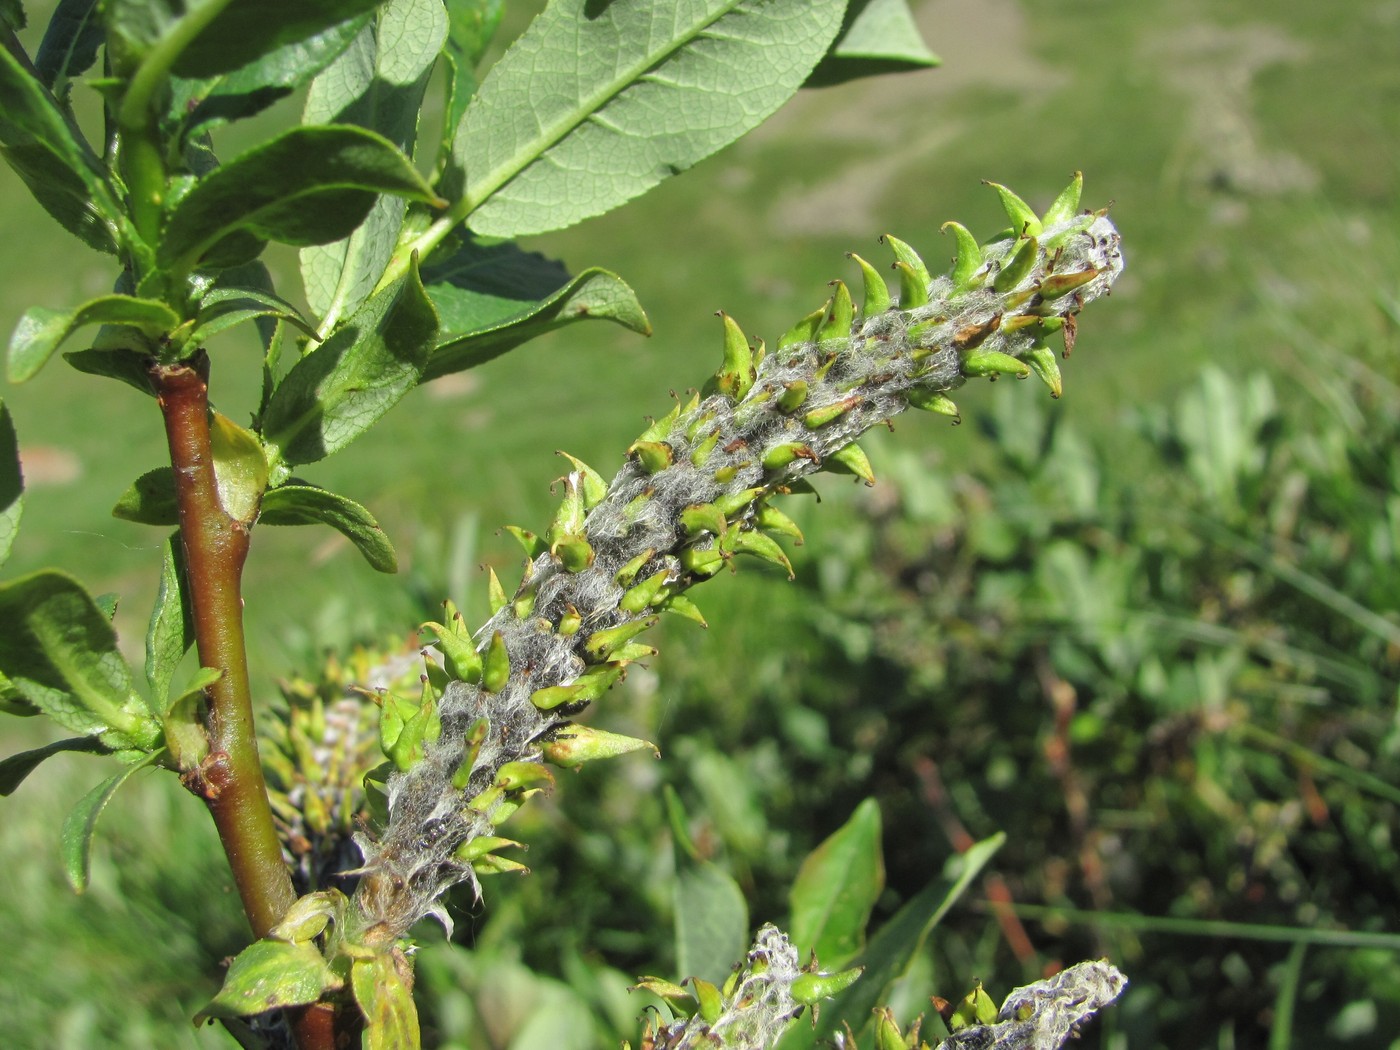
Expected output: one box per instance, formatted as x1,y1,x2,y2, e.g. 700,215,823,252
0,400,22,568
61,749,160,891
158,125,443,274
352,953,421,1050
806,0,940,87
196,938,340,1021
0,571,162,750
261,257,438,471
260,483,398,573
449,0,846,237
423,240,650,380
0,39,125,252
300,0,448,332
112,467,178,525
675,861,748,986
787,797,884,969
63,348,157,396
7,295,179,383
776,832,1006,1050
144,534,192,707
0,735,109,797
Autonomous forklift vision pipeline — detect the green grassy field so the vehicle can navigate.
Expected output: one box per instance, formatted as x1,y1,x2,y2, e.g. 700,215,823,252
2,0,1398,1046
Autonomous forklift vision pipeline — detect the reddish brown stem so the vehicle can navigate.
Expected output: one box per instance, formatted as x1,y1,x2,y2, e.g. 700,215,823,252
152,357,295,935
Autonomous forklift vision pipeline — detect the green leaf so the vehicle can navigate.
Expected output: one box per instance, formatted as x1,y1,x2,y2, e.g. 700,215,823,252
61,750,160,891
171,14,372,135
63,347,157,396
352,953,421,1050
442,0,504,148
0,37,125,252
196,938,339,1020
111,467,178,525
675,861,749,985
261,256,438,469
0,735,109,797
0,571,163,750
447,0,846,237
260,483,398,573
36,0,105,91
0,400,22,569
787,797,884,969
300,0,448,332
806,0,940,87
423,241,650,380
144,534,192,707
158,125,442,274
777,833,1005,1050
7,295,179,383
189,285,318,346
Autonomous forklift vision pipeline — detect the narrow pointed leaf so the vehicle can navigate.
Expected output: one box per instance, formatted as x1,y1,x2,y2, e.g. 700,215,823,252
144,534,192,707
158,0,387,78
423,241,650,380
788,798,884,969
448,0,846,237
0,571,162,750
0,735,109,797
262,257,438,469
35,0,104,89
64,348,157,395
259,483,398,573
159,125,442,273
442,0,505,143
300,0,448,330
8,296,179,383
807,0,940,87
675,860,749,985
0,40,124,252
61,750,160,891
189,286,317,345
0,401,21,568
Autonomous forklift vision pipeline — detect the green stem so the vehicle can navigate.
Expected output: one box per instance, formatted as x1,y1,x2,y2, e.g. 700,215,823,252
151,357,293,938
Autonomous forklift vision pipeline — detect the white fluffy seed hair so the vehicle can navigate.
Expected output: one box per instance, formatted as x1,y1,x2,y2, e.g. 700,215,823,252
348,212,1125,943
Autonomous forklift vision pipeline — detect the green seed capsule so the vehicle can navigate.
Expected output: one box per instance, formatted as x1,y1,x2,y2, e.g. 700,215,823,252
558,604,583,636
1037,266,1101,300
941,220,984,292
817,280,854,343
451,718,489,788
847,252,892,316
584,616,659,660
634,401,681,445
472,854,529,876
906,387,961,423
993,235,1039,293
778,304,825,350
542,724,659,766
556,451,609,509
658,593,707,627
496,761,554,791
703,311,756,402
454,835,524,864
713,486,765,518
963,348,1030,378
755,503,804,545
1024,343,1063,397
679,502,728,538
892,260,929,308
1040,169,1084,228
689,429,721,467
984,180,1042,237
487,567,508,616
874,1009,907,1050
790,967,863,1005
420,614,482,683
763,441,816,471
882,233,932,287
679,545,726,578
826,442,876,485
547,474,586,548
949,980,999,1032
615,549,656,587
502,525,546,559
804,395,859,430
630,439,673,473
725,527,794,578
482,631,510,693
553,533,595,573
692,979,724,1024
619,569,673,613
777,380,809,413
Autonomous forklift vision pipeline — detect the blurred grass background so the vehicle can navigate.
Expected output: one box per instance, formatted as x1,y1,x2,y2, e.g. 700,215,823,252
3,0,1399,1046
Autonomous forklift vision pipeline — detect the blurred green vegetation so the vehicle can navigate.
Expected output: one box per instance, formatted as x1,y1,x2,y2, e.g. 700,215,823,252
3,0,1399,1047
